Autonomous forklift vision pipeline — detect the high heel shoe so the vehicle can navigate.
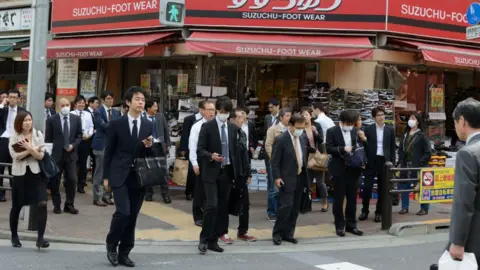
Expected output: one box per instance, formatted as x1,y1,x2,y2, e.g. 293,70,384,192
11,237,22,248
36,239,50,250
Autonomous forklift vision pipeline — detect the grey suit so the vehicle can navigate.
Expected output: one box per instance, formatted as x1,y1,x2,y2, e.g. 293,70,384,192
264,114,278,136
448,133,480,265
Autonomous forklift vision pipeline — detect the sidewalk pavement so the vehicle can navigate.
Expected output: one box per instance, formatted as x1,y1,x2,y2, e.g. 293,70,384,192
0,185,452,243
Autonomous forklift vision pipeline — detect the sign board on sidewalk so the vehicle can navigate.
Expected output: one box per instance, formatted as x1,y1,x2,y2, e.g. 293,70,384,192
419,167,454,204
56,59,79,97
0,8,32,32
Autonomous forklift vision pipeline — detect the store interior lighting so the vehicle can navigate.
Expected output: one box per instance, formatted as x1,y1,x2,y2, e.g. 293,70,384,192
12,57,26,61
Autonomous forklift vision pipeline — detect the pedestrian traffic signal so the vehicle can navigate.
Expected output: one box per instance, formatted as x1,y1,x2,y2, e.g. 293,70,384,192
160,0,185,27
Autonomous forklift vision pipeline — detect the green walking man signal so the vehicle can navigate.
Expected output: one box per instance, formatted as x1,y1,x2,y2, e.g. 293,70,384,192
160,0,185,27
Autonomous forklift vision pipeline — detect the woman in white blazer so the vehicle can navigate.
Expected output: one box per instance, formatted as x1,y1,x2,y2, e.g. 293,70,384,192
8,111,49,250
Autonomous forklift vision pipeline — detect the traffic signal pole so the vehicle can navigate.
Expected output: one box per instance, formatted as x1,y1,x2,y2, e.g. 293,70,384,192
26,0,49,231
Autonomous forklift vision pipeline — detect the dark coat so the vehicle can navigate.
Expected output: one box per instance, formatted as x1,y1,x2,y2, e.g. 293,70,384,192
45,113,83,163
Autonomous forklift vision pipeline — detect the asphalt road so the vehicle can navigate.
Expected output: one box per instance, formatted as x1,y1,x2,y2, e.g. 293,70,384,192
0,233,448,270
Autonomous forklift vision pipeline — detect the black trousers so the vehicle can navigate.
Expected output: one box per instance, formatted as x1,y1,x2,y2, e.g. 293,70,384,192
89,146,96,179
362,156,385,215
333,169,361,230
106,172,145,254
50,151,77,208
272,171,306,239
145,143,169,197
0,138,12,195
76,139,91,189
185,162,196,196
199,166,232,244
192,174,205,223
237,182,250,235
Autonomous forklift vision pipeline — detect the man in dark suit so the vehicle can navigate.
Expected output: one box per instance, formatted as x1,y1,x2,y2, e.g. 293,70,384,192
263,98,280,221
0,89,25,202
271,114,311,245
197,96,239,254
326,110,364,237
240,107,258,159
44,92,56,119
264,98,280,133
46,98,83,214
360,107,396,223
91,91,121,207
180,101,205,200
104,86,153,267
143,98,171,203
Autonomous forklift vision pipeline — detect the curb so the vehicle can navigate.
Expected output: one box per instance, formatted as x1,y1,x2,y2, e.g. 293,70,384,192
0,229,104,245
389,219,451,237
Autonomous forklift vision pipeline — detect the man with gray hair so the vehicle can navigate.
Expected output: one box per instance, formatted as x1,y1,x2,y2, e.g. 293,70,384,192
431,98,480,269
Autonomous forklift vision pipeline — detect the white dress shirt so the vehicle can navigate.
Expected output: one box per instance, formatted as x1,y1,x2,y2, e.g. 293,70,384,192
271,113,279,125
289,130,303,168
70,110,94,137
341,126,352,147
127,113,141,137
1,104,17,138
315,112,335,140
195,112,202,121
189,118,207,167
103,104,112,122
241,123,249,148
278,122,287,132
216,117,230,165
376,124,385,156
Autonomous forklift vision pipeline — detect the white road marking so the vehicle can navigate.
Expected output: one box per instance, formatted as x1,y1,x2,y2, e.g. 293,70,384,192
316,262,373,270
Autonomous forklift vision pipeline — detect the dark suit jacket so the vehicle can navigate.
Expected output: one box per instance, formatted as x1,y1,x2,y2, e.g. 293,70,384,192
103,116,152,188
271,131,309,192
264,114,278,135
46,108,56,118
326,125,360,177
179,114,197,155
364,124,396,164
0,105,25,135
154,112,170,154
247,121,258,150
91,106,121,151
45,113,83,163
197,119,239,184
398,130,431,167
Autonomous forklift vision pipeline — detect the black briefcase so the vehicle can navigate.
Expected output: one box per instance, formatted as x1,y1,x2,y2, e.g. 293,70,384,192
134,156,168,188
228,187,244,216
300,188,312,214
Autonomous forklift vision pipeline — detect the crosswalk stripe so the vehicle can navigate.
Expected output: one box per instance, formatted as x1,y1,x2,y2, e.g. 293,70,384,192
315,262,373,270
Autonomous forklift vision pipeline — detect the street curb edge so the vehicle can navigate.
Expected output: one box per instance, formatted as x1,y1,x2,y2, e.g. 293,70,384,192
389,219,451,237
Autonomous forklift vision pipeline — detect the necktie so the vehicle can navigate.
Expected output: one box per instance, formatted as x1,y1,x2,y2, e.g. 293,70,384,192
132,119,138,141
150,116,157,139
46,109,51,118
293,136,302,175
221,124,229,166
63,116,70,150
108,109,112,121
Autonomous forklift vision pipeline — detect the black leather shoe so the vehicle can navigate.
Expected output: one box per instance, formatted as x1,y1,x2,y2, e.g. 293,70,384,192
103,198,114,205
374,214,382,223
106,245,118,266
194,220,202,227
198,242,207,254
163,195,172,204
273,235,282,245
11,237,22,248
207,243,224,253
36,239,50,250
145,195,153,202
186,194,192,201
430,263,438,270
64,205,79,215
118,254,135,267
53,207,62,214
359,212,369,221
346,227,364,236
283,237,298,244
77,187,85,194
336,229,345,237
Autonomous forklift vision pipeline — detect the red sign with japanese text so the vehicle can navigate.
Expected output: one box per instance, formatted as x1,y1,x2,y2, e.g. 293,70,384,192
51,0,161,33
387,0,478,43
185,0,387,31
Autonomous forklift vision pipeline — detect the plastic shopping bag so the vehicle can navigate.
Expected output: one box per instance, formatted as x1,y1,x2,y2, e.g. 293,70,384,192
438,250,478,270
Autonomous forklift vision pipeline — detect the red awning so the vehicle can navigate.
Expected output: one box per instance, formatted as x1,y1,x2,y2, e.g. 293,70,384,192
186,32,374,60
22,32,175,59
393,39,480,68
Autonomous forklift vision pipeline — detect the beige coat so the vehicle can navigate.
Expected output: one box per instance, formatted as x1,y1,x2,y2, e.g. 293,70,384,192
9,129,45,176
265,124,286,159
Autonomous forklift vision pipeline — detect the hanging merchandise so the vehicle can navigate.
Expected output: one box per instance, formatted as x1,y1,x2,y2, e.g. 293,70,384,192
298,82,329,109
328,88,346,122
378,89,395,125
177,74,189,93
362,89,379,126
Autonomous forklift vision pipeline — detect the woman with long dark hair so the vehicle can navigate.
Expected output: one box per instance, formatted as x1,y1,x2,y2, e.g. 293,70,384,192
8,111,49,249
398,112,432,215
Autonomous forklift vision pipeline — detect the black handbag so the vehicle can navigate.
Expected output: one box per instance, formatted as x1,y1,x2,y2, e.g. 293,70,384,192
228,186,244,216
39,151,60,180
134,156,168,188
300,188,312,214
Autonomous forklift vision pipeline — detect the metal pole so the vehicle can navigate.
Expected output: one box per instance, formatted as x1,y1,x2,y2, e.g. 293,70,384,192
381,162,394,231
26,0,50,232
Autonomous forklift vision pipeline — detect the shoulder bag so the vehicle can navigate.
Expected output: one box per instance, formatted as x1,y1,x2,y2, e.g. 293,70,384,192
134,155,168,188
344,135,366,169
36,131,60,180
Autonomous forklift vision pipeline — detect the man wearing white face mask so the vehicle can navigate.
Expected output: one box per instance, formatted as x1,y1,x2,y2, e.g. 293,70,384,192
271,113,312,245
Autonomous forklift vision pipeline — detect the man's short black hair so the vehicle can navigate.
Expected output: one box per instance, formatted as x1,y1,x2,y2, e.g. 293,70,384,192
145,98,157,110
101,91,114,100
313,102,326,113
279,107,292,119
268,98,280,106
240,107,249,115
0,90,7,95
215,96,233,113
229,111,236,121
124,86,146,102
289,113,306,126
8,89,20,97
372,106,386,118
198,100,205,110
73,95,86,104
453,98,480,129
88,96,99,104
45,92,54,101
340,110,359,124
